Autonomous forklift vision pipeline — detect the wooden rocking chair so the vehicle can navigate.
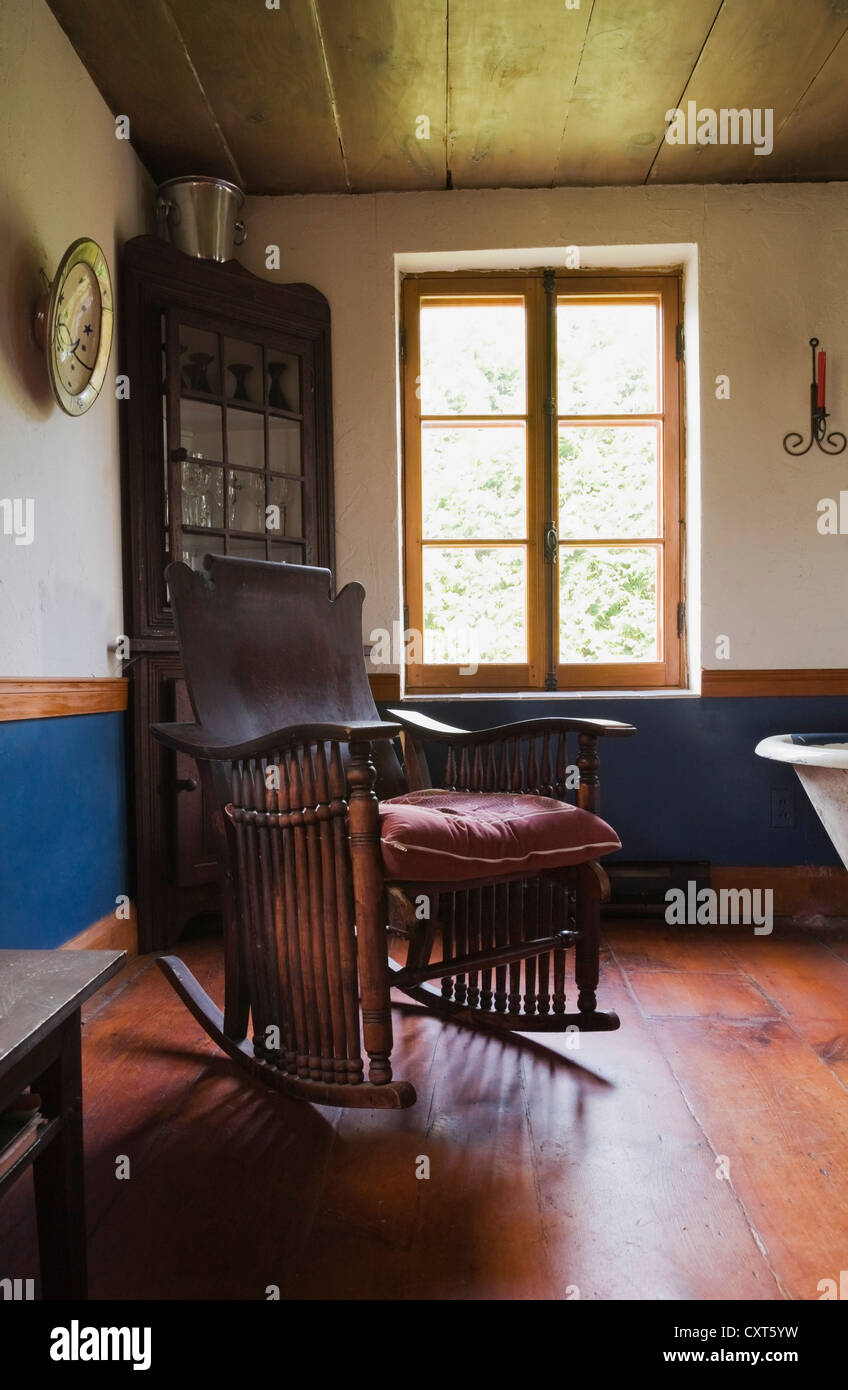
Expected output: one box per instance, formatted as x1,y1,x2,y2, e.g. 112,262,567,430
151,555,635,1110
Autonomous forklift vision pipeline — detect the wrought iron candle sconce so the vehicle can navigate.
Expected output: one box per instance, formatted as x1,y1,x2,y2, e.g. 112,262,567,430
783,337,846,456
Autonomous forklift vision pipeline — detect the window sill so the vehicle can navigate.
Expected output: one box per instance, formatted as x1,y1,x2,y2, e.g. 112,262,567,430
396,688,701,701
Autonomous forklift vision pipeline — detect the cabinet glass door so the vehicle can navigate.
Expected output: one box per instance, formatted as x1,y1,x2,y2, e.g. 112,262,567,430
166,314,308,572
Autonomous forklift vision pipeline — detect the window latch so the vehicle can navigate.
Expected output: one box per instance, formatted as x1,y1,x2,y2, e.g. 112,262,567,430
543,522,558,564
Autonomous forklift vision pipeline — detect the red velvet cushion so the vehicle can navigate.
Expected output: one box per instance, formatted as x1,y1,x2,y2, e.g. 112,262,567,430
379,789,620,883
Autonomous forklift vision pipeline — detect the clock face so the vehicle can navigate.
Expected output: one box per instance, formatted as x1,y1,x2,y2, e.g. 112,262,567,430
55,262,102,396
46,239,113,415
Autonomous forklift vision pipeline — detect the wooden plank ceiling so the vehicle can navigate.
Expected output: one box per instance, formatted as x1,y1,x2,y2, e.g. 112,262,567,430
46,0,848,193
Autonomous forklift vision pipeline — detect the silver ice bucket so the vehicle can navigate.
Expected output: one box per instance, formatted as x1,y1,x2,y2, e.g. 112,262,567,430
156,175,246,261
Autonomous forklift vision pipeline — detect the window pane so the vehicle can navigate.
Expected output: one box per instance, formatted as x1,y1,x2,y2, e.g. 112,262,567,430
559,425,659,539
419,302,525,415
422,423,526,540
560,546,658,663
557,302,658,415
423,547,526,664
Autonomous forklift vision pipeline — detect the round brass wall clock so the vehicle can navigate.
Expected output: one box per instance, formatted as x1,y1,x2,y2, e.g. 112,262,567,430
34,238,113,415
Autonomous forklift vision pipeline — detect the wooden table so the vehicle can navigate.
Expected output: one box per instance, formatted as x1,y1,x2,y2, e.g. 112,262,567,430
0,949,125,1299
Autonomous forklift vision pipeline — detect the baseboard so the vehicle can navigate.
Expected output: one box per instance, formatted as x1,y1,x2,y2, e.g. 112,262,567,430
711,866,848,917
605,864,848,920
60,904,138,955
701,669,848,698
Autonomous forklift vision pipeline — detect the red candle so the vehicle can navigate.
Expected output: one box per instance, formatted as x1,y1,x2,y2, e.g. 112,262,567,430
817,350,827,408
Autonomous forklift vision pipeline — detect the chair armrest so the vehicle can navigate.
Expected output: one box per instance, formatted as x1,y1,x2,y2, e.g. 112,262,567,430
387,708,634,807
385,709,635,744
150,719,402,761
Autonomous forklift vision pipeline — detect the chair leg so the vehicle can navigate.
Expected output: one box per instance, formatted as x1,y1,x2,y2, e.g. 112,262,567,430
199,764,250,1043
348,741,394,1085
575,860,607,1015
405,892,439,972
221,865,250,1041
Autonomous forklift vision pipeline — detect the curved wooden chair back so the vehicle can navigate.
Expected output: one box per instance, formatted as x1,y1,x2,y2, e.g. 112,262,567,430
166,554,406,796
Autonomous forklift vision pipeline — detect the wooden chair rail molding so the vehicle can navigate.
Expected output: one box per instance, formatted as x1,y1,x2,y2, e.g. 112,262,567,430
0,678,128,722
6,670,837,718
701,669,848,698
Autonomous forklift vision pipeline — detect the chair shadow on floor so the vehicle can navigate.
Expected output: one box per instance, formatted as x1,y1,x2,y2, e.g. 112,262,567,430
87,1043,600,1300
143,992,617,1097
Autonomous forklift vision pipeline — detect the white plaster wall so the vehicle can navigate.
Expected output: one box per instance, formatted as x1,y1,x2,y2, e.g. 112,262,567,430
239,182,848,674
0,0,153,677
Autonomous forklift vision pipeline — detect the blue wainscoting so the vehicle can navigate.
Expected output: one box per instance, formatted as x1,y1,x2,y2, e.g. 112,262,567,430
0,713,128,948
0,695,841,951
387,696,846,867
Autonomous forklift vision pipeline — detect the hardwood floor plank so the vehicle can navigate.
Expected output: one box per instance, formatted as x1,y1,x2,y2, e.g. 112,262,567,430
518,960,778,1300
400,1023,556,1300
626,969,778,1021
274,1002,448,1300
718,932,848,1091
651,1015,848,1301
281,999,557,1300
720,933,848,1030
78,949,225,1237
603,923,739,974
816,925,848,965
88,1066,341,1300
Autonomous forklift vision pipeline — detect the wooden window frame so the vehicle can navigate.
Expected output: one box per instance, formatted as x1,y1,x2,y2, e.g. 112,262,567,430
401,269,685,694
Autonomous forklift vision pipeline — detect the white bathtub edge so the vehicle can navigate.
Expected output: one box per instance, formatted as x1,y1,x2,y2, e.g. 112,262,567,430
755,734,848,769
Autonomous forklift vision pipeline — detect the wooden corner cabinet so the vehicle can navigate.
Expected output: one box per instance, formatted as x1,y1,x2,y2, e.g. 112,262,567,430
120,236,334,952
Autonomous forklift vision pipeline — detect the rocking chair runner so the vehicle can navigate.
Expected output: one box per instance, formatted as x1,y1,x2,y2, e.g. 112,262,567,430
151,555,635,1110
